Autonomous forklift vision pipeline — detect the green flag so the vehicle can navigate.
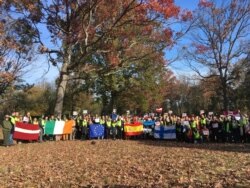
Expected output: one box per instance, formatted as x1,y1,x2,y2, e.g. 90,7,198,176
45,120,55,135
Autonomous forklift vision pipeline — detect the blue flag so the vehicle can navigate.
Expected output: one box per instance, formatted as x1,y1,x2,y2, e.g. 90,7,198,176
89,124,105,138
143,120,155,127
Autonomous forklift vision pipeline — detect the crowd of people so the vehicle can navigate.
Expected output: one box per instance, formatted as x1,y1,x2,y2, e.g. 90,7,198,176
1,110,250,147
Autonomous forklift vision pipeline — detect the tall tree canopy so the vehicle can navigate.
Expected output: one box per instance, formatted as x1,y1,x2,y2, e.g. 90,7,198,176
0,2,35,98
1,0,191,116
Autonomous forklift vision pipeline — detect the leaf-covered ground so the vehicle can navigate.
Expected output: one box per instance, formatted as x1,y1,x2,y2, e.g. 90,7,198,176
0,140,249,188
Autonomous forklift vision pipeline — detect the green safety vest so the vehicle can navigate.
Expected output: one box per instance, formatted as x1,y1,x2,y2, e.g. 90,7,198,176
82,120,88,127
190,121,196,129
106,121,111,128
10,116,16,125
41,119,46,127
116,120,122,127
100,119,105,125
200,118,206,125
194,131,200,139
111,121,116,127
240,117,248,127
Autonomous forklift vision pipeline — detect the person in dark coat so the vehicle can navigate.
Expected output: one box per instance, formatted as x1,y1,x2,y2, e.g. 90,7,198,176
2,115,13,147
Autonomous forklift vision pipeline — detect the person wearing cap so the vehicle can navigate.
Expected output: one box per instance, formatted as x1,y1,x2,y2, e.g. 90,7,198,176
2,115,13,147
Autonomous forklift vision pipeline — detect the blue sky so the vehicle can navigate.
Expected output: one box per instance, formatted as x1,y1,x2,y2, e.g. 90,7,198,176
24,0,200,84
168,0,200,78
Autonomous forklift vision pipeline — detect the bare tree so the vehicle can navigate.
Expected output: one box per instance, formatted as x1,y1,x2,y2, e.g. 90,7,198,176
184,0,250,110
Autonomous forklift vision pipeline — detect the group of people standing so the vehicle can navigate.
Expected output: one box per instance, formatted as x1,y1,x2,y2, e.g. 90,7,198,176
1,110,250,147
1,112,34,147
175,113,250,143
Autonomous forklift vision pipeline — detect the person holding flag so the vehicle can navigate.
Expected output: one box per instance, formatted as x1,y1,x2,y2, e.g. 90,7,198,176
2,115,13,147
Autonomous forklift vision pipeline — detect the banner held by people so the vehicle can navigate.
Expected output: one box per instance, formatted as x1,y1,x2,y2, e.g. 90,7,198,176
13,122,40,140
124,122,143,136
89,124,105,138
44,120,74,135
154,125,176,139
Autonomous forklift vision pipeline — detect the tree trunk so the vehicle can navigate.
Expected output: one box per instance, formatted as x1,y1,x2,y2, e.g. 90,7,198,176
110,90,117,112
54,46,72,117
54,62,69,117
221,81,229,111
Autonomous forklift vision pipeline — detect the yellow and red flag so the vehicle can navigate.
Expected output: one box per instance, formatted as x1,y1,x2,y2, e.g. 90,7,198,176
124,122,143,136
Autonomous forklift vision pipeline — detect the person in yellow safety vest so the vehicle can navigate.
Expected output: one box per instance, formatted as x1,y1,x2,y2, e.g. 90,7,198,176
239,114,248,143
193,129,201,143
200,114,208,142
100,116,105,126
10,112,16,126
14,112,21,123
39,115,47,142
111,119,117,140
190,116,197,142
190,116,197,130
81,117,88,140
106,116,112,139
200,114,207,128
116,116,123,139
9,112,17,145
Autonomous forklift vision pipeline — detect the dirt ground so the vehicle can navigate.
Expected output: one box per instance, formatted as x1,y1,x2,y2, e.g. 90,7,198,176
0,139,249,188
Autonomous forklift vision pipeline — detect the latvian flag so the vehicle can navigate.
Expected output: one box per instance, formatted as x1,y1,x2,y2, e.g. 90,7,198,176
154,125,176,139
124,122,143,136
13,122,40,140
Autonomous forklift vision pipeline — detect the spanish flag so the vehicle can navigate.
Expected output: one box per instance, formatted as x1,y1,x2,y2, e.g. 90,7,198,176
124,122,143,136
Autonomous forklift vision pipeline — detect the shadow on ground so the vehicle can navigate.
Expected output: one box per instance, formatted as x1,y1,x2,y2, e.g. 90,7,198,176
135,139,250,153
1,134,250,153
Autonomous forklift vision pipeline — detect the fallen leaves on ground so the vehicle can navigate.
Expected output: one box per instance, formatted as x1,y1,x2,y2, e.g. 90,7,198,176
0,140,249,188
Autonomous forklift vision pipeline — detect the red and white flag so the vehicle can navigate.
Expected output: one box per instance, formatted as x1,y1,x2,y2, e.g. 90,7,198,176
13,122,40,140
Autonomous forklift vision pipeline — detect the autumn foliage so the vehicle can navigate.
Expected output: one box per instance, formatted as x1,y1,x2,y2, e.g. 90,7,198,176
0,140,249,187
